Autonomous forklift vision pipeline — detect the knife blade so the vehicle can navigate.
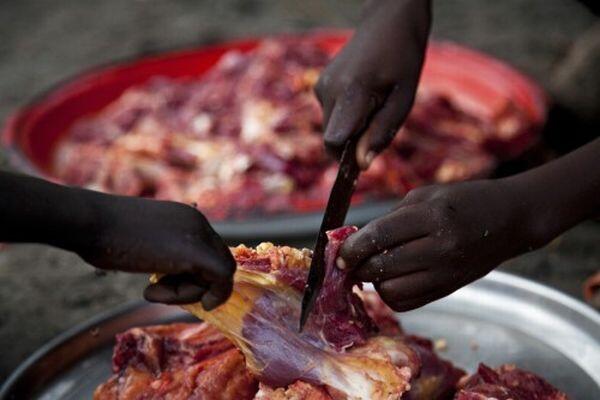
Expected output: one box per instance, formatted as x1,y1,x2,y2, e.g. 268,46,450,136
299,138,360,331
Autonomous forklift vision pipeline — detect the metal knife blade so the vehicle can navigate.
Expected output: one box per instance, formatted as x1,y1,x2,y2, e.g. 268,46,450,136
299,138,360,331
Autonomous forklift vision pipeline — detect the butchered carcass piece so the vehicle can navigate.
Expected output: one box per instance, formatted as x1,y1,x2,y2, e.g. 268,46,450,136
180,226,463,400
455,363,568,400
97,226,463,399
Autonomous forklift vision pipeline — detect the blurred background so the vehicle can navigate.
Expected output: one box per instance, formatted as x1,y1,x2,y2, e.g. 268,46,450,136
0,0,598,381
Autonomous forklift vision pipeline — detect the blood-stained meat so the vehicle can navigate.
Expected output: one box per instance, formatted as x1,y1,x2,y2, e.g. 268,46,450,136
180,227,463,399
455,364,568,400
55,38,535,220
93,323,258,400
306,226,378,351
402,336,466,400
95,230,566,400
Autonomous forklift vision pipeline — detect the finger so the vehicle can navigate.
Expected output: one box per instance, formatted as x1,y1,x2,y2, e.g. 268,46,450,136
356,132,375,170
191,209,237,281
323,86,380,156
144,274,208,304
321,100,334,133
202,279,234,311
376,271,464,312
192,242,236,283
205,236,235,268
339,204,431,269
317,92,335,135
364,84,418,157
120,243,234,282
158,229,235,282
380,290,442,312
353,237,436,282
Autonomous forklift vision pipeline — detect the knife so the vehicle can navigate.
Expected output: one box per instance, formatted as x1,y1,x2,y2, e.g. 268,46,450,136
299,137,361,331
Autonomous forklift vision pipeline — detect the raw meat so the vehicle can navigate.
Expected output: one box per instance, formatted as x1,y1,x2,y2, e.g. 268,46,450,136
95,229,567,399
455,364,568,400
93,323,258,400
180,227,462,399
54,38,535,220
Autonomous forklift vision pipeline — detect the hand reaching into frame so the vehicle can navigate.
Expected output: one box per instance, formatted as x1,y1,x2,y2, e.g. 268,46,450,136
315,0,431,168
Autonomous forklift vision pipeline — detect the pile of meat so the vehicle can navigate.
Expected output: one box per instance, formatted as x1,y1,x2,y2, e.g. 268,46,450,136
55,38,536,220
94,227,567,399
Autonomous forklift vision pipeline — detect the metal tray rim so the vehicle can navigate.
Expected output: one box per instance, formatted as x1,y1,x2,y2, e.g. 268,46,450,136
490,271,600,326
0,301,145,397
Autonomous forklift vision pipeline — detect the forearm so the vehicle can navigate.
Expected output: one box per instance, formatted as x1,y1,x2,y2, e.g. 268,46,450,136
506,137,600,246
362,0,431,17
0,171,99,250
577,0,600,16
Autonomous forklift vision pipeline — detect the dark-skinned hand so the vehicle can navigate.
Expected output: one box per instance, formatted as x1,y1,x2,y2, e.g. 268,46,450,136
338,179,541,311
339,137,600,312
316,0,431,168
80,196,235,309
0,172,235,309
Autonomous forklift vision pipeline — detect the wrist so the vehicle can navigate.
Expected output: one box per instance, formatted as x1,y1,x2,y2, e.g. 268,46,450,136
48,187,104,252
361,0,431,24
508,139,600,249
498,174,559,252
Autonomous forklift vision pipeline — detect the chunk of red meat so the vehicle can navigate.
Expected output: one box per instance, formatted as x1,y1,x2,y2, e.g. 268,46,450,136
455,364,568,400
308,226,378,350
403,336,465,400
96,323,258,400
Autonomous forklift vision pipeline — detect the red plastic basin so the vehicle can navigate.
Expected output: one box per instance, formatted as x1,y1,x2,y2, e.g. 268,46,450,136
1,31,547,179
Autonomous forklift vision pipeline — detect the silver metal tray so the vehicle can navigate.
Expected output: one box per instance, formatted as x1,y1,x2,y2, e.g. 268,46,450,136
1,271,599,399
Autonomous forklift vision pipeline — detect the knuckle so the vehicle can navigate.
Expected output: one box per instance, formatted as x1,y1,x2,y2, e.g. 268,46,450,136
404,187,424,201
211,261,236,280
223,258,237,276
405,186,434,202
430,196,456,222
442,235,460,253
432,194,452,213
339,78,370,100
364,222,384,249
365,256,386,282
337,74,357,90
424,202,443,223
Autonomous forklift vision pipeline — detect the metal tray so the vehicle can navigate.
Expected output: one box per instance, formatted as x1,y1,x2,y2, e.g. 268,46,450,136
1,271,598,399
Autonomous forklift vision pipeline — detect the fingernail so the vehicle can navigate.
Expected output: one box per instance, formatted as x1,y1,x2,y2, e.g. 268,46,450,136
336,257,347,270
365,151,376,168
